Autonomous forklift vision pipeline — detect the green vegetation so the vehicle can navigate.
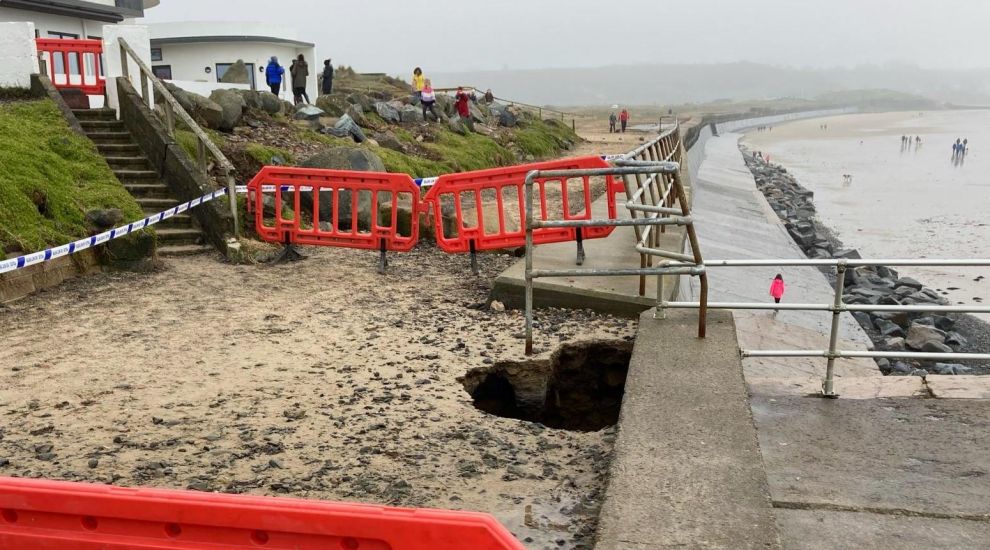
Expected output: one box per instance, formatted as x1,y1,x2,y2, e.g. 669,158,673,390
0,100,144,259
174,128,226,162
515,119,580,158
244,143,294,165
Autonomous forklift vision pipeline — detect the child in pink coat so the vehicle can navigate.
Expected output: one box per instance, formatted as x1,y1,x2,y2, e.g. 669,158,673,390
770,274,785,312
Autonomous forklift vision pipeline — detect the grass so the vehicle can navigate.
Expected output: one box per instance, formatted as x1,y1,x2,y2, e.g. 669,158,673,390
175,128,226,162
514,118,580,158
244,143,294,165
0,100,144,259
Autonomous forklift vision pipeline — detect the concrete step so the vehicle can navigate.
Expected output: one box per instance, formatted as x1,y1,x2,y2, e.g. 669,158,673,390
85,131,134,144
113,169,158,181
96,143,141,155
80,120,125,131
106,156,151,170
123,183,170,198
73,108,116,121
158,244,214,257
156,213,194,229
155,228,202,246
138,197,179,212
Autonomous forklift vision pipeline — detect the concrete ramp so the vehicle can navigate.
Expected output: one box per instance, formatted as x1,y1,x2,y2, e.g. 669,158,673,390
595,310,781,549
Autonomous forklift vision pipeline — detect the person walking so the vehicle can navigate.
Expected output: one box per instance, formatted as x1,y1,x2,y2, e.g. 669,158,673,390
290,54,310,104
770,273,786,313
455,86,473,131
265,56,284,97
321,59,333,96
608,112,617,133
421,79,439,121
619,109,629,133
412,67,425,104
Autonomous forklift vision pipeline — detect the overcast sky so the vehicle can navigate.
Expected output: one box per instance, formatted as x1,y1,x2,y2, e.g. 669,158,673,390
141,0,990,75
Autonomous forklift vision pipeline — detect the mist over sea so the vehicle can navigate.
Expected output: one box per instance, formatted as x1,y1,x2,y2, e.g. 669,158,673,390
742,110,990,319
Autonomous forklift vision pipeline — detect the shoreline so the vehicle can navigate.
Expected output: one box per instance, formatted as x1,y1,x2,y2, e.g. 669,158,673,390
739,144,990,376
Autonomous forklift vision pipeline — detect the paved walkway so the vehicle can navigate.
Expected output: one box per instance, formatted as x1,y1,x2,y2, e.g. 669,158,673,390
595,310,781,549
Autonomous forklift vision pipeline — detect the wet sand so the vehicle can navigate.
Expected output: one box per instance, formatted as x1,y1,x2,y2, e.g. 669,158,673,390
0,246,635,549
743,110,990,320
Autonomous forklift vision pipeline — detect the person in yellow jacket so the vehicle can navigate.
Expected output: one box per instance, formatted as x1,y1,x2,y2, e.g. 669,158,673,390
412,67,425,103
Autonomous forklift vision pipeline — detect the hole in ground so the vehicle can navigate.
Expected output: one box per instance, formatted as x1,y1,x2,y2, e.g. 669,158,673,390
461,341,632,432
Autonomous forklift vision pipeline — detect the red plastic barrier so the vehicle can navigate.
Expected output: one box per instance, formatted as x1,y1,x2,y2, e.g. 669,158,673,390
35,38,106,97
422,156,622,254
246,166,420,252
0,477,525,549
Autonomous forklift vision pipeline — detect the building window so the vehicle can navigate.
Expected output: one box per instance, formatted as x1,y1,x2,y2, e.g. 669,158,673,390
47,31,79,39
152,65,173,80
151,48,162,62
215,63,256,89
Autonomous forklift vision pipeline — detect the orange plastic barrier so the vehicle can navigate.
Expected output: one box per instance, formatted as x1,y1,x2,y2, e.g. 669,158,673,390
422,156,622,255
0,477,526,549
36,38,106,97
246,166,420,253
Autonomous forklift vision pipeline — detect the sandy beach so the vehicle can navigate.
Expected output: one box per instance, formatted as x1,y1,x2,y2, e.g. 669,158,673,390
0,245,635,549
742,110,990,320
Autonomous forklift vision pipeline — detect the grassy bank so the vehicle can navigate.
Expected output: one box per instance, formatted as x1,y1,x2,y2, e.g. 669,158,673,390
0,100,144,260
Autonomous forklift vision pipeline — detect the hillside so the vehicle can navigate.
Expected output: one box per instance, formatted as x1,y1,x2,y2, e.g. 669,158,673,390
0,97,147,261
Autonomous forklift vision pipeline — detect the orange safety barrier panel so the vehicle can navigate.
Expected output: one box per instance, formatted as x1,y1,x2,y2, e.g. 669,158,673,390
0,477,525,549
246,167,420,268
422,156,622,256
35,38,106,97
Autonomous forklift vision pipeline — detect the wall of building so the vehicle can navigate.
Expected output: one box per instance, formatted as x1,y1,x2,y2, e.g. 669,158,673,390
0,21,37,88
153,41,317,102
0,6,108,38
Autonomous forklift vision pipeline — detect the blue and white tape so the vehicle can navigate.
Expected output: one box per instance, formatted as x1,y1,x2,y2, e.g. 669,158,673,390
0,188,229,276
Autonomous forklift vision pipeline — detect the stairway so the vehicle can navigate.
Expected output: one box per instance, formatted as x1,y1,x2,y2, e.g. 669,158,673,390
73,108,212,257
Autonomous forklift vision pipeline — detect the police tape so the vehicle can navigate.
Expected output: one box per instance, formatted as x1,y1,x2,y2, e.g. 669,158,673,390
0,188,229,276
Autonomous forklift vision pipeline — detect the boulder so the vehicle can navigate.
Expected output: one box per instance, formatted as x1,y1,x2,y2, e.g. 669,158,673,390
293,104,326,121
890,361,913,374
315,94,349,117
933,363,971,375
299,147,386,229
468,101,487,124
905,323,949,352
435,94,455,116
875,319,904,338
851,311,873,329
252,91,282,114
375,101,401,123
346,104,369,128
400,105,424,123
872,310,911,328
234,89,263,110
448,116,469,135
325,114,366,143
163,83,223,130
209,89,246,131
373,131,406,152
219,60,250,84
933,315,956,331
945,331,968,348
346,93,374,112
895,277,924,291
86,208,123,230
884,337,907,351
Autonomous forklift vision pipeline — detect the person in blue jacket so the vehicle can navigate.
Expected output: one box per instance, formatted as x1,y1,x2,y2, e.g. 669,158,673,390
265,56,284,96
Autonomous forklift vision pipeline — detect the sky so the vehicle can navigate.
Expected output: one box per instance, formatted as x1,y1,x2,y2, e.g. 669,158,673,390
141,0,990,75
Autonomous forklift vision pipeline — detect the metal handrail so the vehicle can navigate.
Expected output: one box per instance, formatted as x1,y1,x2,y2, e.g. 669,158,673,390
661,259,990,397
117,37,239,237
523,127,710,354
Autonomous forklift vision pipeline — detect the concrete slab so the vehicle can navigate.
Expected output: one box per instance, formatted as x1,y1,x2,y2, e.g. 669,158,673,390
775,508,990,550
684,133,880,381
595,310,781,549
747,376,926,399
752,396,990,517
927,375,990,399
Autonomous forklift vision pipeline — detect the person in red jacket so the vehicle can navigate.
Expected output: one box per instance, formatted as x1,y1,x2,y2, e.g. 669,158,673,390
619,109,629,133
769,273,786,313
455,87,473,131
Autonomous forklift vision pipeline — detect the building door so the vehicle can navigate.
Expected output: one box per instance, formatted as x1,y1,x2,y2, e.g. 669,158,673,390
152,65,173,80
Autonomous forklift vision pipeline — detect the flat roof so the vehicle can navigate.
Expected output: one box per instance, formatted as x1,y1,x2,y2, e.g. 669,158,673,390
150,35,314,48
0,0,147,22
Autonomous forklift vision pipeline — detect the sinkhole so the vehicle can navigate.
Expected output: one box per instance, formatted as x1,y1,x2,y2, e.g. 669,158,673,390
461,341,632,432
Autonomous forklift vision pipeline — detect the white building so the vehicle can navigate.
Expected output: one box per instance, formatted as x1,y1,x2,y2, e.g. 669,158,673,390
0,0,158,39
149,21,317,101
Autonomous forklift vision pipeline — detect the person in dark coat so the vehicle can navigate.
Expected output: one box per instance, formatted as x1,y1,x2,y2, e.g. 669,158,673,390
321,59,333,95
264,56,284,96
290,54,310,104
